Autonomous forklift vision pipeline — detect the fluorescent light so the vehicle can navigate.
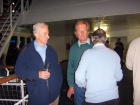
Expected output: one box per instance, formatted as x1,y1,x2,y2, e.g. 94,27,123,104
94,26,107,31
106,34,109,38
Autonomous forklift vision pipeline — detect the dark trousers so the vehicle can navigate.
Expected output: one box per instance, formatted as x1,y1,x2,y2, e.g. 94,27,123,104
84,98,120,105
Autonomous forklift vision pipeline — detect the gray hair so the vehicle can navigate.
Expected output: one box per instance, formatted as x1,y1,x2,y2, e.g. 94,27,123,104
92,29,107,44
33,23,48,35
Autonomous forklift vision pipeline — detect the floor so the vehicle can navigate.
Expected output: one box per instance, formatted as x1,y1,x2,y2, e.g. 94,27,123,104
58,62,134,105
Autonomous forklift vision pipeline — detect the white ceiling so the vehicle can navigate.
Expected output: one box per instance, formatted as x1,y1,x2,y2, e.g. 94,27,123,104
19,0,140,26
18,0,140,37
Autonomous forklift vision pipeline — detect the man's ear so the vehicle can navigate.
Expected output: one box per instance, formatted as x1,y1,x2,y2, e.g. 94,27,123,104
34,34,38,39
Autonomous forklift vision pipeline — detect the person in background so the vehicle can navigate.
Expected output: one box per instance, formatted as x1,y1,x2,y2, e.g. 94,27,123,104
75,29,123,105
115,37,124,69
115,38,124,59
114,42,123,69
126,37,140,105
67,20,93,105
14,23,62,105
105,40,110,48
115,37,124,51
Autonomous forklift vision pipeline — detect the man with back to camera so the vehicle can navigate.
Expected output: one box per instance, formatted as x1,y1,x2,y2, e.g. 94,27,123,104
67,20,93,105
75,29,123,105
14,23,62,105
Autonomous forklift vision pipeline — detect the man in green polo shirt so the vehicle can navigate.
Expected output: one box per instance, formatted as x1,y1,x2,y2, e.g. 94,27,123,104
67,20,93,105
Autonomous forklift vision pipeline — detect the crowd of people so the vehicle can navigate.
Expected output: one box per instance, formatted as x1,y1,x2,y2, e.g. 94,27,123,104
14,20,139,105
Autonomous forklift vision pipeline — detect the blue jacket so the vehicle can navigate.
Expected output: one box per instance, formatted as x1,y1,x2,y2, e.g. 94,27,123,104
14,41,62,105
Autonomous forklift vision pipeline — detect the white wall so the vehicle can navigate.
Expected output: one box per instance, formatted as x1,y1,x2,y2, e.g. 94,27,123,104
48,36,69,62
128,29,140,44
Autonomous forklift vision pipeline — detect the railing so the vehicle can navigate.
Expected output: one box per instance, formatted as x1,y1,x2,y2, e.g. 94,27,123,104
0,65,15,83
0,66,28,105
0,74,17,84
0,65,14,76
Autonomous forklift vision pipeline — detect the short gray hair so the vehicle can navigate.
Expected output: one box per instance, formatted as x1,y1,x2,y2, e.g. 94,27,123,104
92,29,106,44
33,23,48,35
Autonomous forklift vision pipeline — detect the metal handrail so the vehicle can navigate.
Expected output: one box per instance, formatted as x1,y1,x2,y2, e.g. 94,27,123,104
0,65,14,69
0,14,10,32
0,65,14,76
0,74,18,84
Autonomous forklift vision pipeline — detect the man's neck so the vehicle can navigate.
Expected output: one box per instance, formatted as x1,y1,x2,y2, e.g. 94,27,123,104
36,40,45,48
94,42,104,45
79,38,88,44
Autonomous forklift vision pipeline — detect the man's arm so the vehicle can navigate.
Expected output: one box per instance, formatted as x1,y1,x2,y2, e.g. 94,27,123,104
14,53,39,81
75,51,88,87
115,54,123,82
67,47,76,87
67,48,75,99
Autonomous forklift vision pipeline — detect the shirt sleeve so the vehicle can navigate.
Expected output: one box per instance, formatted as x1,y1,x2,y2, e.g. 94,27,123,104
75,51,89,87
14,53,39,81
67,48,75,87
115,54,123,82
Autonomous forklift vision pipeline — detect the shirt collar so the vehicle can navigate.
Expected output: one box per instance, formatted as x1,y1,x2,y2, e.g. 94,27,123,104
34,40,47,51
78,38,90,47
93,43,104,47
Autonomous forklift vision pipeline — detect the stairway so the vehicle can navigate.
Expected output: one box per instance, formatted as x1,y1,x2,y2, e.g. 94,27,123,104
0,12,21,58
0,0,31,58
